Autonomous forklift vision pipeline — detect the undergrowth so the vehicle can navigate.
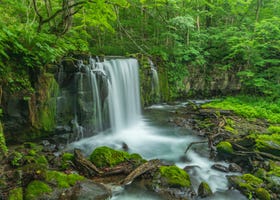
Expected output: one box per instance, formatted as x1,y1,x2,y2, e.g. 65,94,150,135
203,96,280,123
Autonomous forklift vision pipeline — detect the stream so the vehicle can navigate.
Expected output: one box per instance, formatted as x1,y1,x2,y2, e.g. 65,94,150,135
69,102,247,200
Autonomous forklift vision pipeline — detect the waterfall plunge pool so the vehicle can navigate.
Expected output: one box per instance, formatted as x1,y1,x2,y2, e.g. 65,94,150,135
69,102,247,200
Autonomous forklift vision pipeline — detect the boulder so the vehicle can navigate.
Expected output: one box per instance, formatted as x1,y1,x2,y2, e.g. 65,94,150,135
211,164,229,172
198,181,213,198
152,165,194,199
229,163,242,172
61,180,111,200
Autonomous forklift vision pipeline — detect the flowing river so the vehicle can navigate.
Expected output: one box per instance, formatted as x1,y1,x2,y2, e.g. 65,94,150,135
69,102,247,200
61,58,247,199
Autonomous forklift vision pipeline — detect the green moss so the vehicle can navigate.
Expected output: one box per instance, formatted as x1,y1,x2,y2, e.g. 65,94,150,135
229,174,263,198
268,125,280,134
25,180,52,200
46,171,84,188
157,166,191,188
216,141,233,155
62,152,74,161
0,122,8,156
242,174,263,185
254,168,267,180
198,181,213,197
8,187,23,200
224,125,238,134
28,149,36,156
10,151,23,167
268,161,280,177
90,146,131,168
255,188,271,200
37,73,59,132
203,96,280,123
254,134,280,156
24,154,48,167
61,152,74,170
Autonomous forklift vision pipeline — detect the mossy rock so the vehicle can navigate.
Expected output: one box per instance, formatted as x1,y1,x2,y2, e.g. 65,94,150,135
89,146,145,168
45,170,84,188
216,141,233,157
61,152,74,170
155,165,191,188
267,161,280,194
228,174,263,198
254,134,280,156
8,187,23,200
0,122,8,156
25,180,52,200
198,181,213,198
255,188,271,200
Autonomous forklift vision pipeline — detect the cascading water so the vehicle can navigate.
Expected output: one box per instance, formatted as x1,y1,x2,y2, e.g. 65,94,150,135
106,59,141,131
149,59,160,102
66,58,246,200
56,58,141,140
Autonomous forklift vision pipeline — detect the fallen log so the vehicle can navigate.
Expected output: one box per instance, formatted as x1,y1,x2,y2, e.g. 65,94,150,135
73,149,103,177
120,159,162,185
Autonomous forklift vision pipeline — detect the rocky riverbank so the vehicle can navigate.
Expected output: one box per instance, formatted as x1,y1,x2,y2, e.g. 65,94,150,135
1,99,279,200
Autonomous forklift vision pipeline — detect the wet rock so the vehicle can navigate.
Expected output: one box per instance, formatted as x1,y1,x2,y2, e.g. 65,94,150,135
216,141,233,158
255,188,271,200
61,180,111,200
227,174,264,199
183,165,201,171
198,181,213,198
229,163,242,172
211,164,229,172
122,142,129,151
152,165,194,199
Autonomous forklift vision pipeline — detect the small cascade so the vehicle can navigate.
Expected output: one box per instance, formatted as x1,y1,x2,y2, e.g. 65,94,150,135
57,57,141,140
149,59,160,102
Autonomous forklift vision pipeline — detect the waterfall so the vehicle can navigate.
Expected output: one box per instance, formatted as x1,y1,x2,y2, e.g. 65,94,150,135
149,59,160,102
95,58,141,132
57,58,141,140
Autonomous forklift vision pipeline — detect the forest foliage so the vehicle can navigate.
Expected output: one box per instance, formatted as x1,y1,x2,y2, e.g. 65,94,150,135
0,0,279,99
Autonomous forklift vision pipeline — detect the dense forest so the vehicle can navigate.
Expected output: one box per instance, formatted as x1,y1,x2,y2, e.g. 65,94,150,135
0,0,280,200
0,0,279,99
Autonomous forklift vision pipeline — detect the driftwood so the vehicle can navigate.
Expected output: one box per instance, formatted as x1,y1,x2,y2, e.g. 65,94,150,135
120,159,162,185
184,141,208,154
73,149,103,177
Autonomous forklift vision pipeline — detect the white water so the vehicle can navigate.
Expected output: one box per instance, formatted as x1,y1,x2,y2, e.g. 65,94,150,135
70,105,246,200
68,58,246,200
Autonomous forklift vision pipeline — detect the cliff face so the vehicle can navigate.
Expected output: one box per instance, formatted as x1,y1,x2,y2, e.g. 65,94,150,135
1,72,59,143
0,56,242,143
184,66,241,97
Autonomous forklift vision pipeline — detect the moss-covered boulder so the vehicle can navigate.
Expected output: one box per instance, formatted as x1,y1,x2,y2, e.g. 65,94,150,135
45,170,84,188
89,146,145,168
8,187,23,200
255,188,271,200
216,141,233,157
152,165,192,199
25,180,52,200
267,161,280,195
228,174,265,199
198,181,213,197
61,152,74,170
254,134,280,157
155,165,191,188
